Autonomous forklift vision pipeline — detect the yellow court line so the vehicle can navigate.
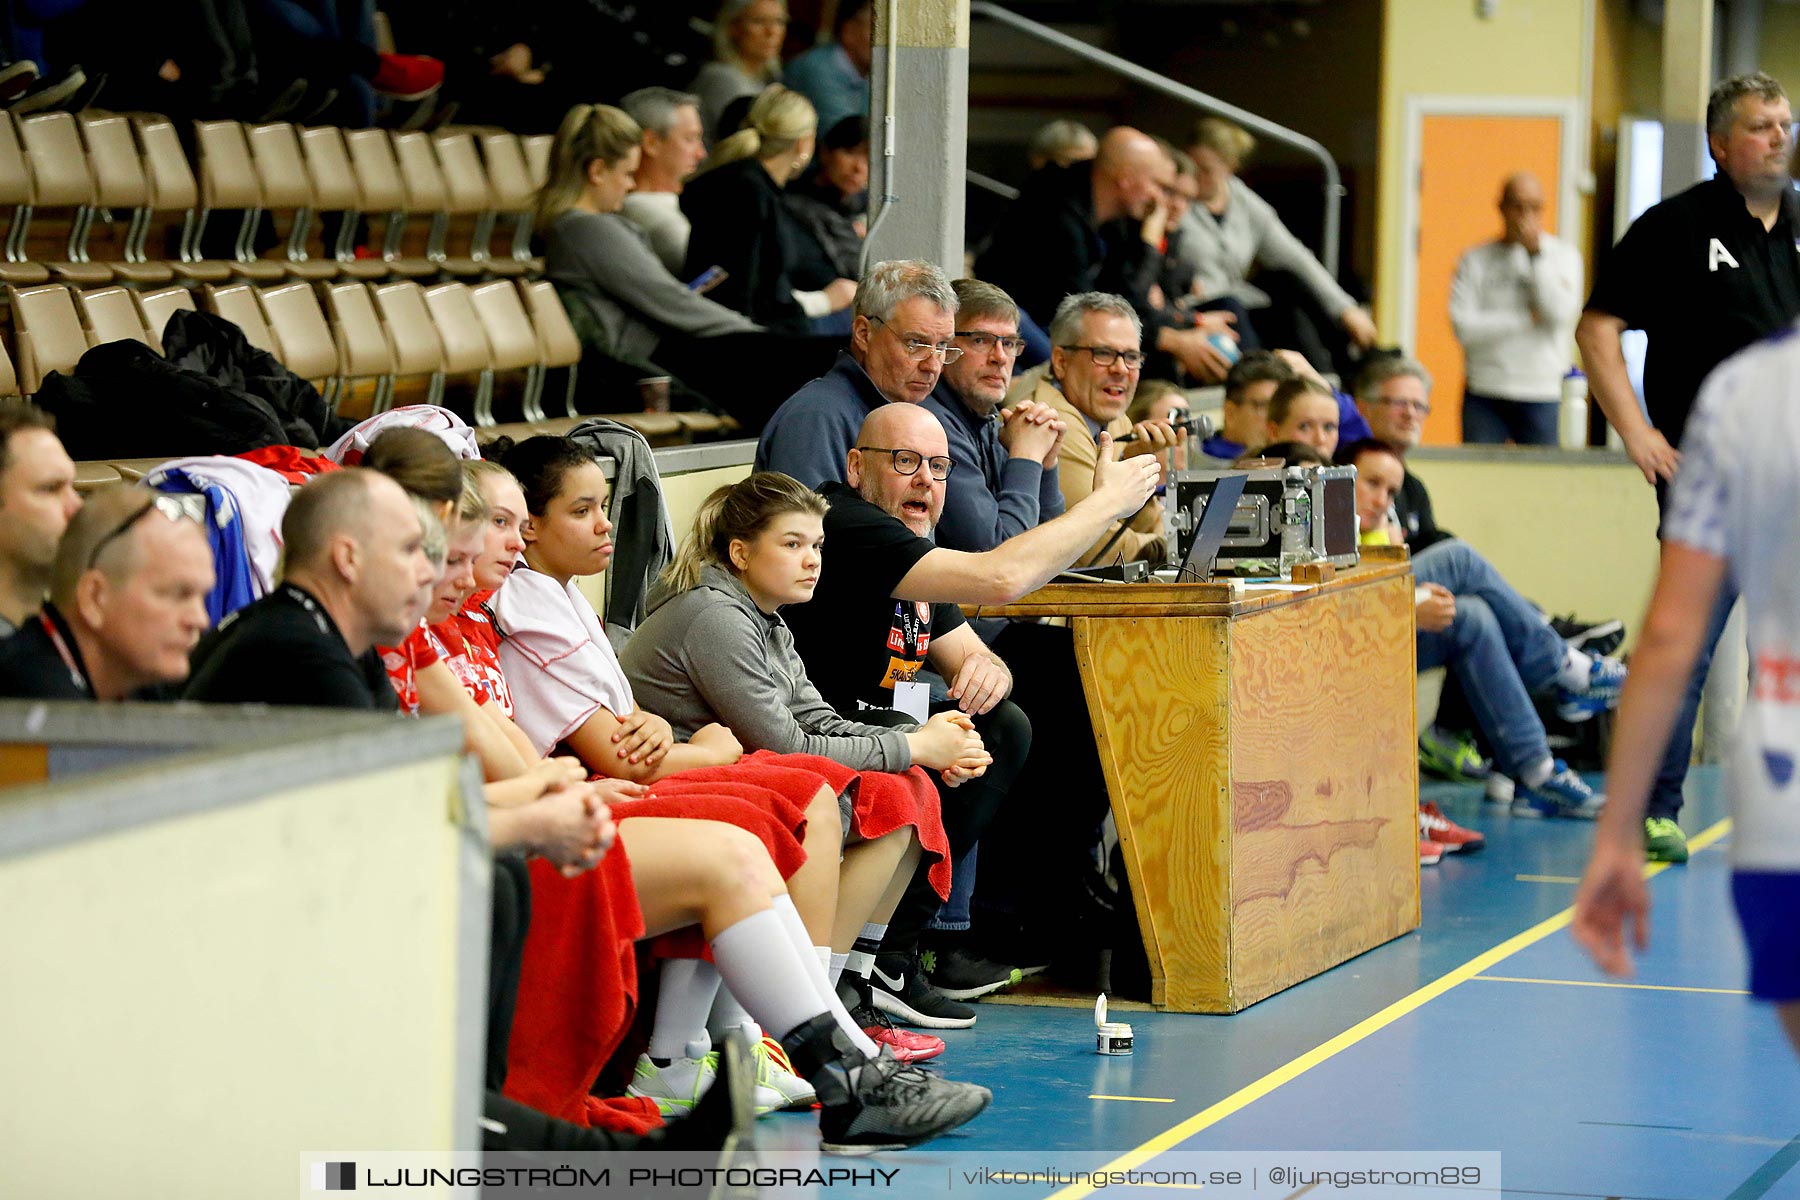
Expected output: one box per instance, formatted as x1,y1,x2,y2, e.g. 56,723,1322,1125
1088,1094,1177,1103
1474,974,1750,996
1046,816,1733,1200
1515,874,1581,883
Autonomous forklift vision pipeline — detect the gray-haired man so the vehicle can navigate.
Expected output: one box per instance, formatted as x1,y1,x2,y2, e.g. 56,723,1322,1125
619,87,709,274
756,259,962,486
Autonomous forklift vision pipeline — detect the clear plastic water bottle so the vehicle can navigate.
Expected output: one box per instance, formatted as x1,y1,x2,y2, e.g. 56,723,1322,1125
1559,368,1588,449
1279,477,1315,577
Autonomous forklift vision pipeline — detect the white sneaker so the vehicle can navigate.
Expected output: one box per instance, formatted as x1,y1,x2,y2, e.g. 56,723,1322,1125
754,1034,817,1111
1484,773,1515,805
627,1051,718,1119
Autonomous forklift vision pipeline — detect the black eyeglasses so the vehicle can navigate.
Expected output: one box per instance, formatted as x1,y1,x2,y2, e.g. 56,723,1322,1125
1061,344,1147,369
857,446,955,481
869,316,963,363
955,331,1027,357
86,492,207,570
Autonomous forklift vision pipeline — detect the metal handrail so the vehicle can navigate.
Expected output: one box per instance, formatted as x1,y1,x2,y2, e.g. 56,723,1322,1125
968,1,1345,277
966,168,1020,202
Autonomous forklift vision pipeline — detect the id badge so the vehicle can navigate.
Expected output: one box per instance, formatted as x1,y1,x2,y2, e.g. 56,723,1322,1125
892,680,931,723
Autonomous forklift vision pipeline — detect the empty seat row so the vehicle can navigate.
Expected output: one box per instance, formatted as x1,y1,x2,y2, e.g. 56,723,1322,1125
3,277,582,427
0,111,553,289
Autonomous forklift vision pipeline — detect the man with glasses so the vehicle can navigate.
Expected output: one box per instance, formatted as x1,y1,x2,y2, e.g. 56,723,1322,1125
784,400,1161,1001
0,486,214,700
924,279,1068,554
1575,72,1800,864
0,402,82,635
757,259,962,487
1353,358,1628,819
1022,292,1183,566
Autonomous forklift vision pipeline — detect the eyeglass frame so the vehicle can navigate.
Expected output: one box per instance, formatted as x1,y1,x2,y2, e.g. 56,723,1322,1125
855,446,956,481
1058,344,1148,370
867,315,964,364
86,491,208,571
954,329,1028,358
1373,396,1432,416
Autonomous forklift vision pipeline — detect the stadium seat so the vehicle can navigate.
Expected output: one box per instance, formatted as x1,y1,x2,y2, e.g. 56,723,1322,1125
342,129,434,279
519,279,582,418
75,114,173,285
8,283,92,393
420,281,497,423
0,328,19,396
430,130,519,276
320,280,398,412
0,113,50,285
477,131,538,268
134,117,233,284
370,278,447,403
392,131,457,275
202,282,281,357
193,121,282,282
256,282,343,408
17,112,112,284
134,285,198,345
299,127,388,280
468,279,544,422
72,461,121,491
75,285,158,352
245,122,335,280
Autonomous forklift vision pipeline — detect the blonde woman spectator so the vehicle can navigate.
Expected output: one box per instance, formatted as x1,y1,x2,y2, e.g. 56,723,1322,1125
1027,119,1098,171
692,0,788,140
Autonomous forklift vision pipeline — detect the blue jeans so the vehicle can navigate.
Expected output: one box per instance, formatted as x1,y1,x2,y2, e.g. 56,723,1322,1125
1462,391,1560,446
1649,576,1738,820
1413,540,1561,776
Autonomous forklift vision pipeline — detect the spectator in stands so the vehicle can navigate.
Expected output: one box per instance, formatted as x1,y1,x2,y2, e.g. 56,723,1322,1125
924,279,1066,554
783,0,871,135
0,486,212,700
785,115,870,282
1336,438,1406,546
1022,292,1181,566
756,259,957,485
185,468,435,707
1179,118,1379,374
1353,357,1448,553
537,104,840,433
781,401,1160,988
620,88,710,275
977,126,1236,381
0,404,80,634
1127,379,1190,486
1201,350,1293,461
622,471,991,1051
1026,119,1097,171
1450,172,1584,445
692,0,788,140
1261,376,1341,459
682,85,857,335
1577,71,1800,866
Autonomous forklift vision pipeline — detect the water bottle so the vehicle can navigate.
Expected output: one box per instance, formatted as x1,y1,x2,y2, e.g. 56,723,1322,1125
1560,368,1588,449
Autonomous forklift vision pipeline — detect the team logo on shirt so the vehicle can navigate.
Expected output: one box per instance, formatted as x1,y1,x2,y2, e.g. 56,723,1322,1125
1709,238,1741,272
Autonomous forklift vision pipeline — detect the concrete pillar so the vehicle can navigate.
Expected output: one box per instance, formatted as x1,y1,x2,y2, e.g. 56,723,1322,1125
863,0,970,275
1660,0,1713,196
1723,0,1764,80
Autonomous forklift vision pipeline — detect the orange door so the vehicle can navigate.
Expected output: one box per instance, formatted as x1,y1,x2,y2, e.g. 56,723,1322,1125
1414,113,1565,445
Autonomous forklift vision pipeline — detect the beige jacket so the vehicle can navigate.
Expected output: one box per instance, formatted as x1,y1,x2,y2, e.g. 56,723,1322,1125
1033,377,1167,567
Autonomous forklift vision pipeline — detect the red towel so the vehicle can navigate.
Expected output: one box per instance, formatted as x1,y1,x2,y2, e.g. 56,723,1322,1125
503,848,651,1130
678,750,951,901
233,444,338,483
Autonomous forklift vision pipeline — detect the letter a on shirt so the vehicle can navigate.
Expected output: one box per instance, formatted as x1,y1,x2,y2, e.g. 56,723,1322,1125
1710,238,1741,272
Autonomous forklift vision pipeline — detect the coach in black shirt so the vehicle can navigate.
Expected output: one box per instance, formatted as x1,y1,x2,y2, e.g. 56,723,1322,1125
1574,72,1800,861
185,469,436,709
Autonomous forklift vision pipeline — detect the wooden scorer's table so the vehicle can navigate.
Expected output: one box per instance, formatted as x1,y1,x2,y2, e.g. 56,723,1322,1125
973,556,1420,1013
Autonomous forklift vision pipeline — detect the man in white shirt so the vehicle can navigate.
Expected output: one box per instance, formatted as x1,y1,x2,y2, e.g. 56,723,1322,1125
619,88,710,275
1449,172,1585,445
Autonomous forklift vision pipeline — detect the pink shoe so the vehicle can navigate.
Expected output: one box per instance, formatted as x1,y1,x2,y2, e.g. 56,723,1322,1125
1419,838,1444,866
1419,801,1485,852
863,1022,945,1063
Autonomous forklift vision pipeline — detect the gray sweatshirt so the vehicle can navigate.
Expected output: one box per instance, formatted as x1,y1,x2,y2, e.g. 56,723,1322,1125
1175,175,1356,318
619,564,915,772
544,209,758,366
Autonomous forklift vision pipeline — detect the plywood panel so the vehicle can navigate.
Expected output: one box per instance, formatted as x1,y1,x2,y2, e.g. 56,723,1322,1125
1227,573,1420,1006
1075,615,1234,1010
0,742,48,787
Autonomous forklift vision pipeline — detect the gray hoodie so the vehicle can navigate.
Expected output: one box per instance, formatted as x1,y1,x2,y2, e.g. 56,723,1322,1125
620,564,914,772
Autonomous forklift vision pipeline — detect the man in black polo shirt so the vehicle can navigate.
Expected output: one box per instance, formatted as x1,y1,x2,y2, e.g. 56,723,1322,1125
783,401,1160,1013
1576,71,1800,863
0,485,214,700
185,469,436,708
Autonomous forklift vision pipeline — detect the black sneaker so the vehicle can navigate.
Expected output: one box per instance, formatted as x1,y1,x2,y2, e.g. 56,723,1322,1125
870,951,976,1029
819,1052,990,1153
921,944,1023,1001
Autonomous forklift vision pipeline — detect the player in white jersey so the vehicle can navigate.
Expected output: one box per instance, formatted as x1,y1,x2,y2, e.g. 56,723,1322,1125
1572,322,1800,1056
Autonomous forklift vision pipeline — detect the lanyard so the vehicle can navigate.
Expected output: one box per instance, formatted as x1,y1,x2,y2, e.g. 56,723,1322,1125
38,611,89,694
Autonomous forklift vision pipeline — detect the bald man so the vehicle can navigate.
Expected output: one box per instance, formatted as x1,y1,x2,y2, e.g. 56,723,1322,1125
782,401,1161,1010
1448,171,1585,445
976,125,1237,382
185,469,437,708
0,485,215,700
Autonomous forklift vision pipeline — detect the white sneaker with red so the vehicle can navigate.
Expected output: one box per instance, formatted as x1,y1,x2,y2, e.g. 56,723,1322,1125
1419,801,1486,852
1419,838,1444,866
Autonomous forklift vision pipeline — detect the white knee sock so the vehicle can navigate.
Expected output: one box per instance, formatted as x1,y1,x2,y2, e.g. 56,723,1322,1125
710,908,837,1046
828,952,849,985
647,958,722,1062
772,896,880,1057
1521,755,1556,788
706,986,761,1042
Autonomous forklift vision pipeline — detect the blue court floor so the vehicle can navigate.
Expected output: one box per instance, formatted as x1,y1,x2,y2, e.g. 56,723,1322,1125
752,766,1800,1199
